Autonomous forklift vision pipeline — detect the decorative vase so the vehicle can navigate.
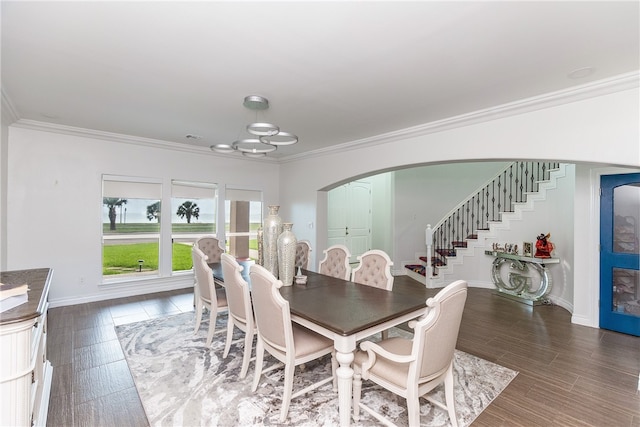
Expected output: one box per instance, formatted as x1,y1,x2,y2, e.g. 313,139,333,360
256,227,264,266
263,205,282,277
277,223,297,286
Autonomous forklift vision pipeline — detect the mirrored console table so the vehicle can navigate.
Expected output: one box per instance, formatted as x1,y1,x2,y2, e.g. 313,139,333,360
485,251,559,306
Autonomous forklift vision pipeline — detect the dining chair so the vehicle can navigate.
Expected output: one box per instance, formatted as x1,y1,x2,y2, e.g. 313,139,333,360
192,245,228,347
318,244,352,280
351,249,394,338
195,235,225,266
353,280,468,427
351,249,394,291
220,253,256,379
249,264,337,423
294,240,312,270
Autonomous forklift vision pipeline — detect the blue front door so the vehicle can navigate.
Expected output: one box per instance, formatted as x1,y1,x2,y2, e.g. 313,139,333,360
600,173,640,336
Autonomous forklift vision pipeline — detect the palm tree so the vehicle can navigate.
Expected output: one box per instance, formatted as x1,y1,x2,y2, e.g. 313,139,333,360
176,201,199,224
146,201,161,222
103,198,127,230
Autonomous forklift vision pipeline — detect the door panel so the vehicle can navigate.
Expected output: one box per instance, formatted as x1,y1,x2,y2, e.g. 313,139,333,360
328,181,372,263
347,182,372,263
600,173,640,336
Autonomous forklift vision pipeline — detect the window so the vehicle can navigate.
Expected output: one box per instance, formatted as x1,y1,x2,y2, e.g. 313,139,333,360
171,180,218,272
102,176,219,281
224,188,262,260
102,176,162,279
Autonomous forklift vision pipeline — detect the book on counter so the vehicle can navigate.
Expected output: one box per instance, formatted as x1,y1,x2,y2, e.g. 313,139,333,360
0,282,29,313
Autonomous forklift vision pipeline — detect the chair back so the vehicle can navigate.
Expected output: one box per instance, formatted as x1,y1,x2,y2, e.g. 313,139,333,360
196,235,225,264
295,240,312,270
192,245,215,302
221,253,252,326
318,244,352,280
351,249,394,290
249,264,293,354
413,280,468,383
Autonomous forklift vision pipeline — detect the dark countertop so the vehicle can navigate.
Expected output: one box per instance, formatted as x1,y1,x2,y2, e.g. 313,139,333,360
0,268,52,325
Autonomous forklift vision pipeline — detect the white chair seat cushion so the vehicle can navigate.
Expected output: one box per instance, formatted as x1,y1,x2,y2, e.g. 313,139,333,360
355,337,412,389
292,324,333,358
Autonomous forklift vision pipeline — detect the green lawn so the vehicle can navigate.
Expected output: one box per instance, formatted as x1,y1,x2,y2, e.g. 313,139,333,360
103,223,262,276
103,242,193,275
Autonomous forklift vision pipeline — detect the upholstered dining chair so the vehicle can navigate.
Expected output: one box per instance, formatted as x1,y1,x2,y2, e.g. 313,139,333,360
249,264,337,423
195,235,225,266
318,244,352,280
351,249,394,291
351,249,394,339
192,245,228,347
353,280,468,427
220,253,256,379
294,240,312,270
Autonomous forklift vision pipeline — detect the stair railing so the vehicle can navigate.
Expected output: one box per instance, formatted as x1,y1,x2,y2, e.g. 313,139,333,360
430,161,560,267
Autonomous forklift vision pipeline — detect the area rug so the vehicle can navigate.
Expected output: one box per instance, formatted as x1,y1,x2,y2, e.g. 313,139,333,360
116,312,517,426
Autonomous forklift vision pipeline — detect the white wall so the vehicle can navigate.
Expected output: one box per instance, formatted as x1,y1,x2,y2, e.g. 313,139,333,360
4,87,639,330
434,165,576,311
1,95,15,271
279,87,640,329
393,162,510,267
6,126,280,304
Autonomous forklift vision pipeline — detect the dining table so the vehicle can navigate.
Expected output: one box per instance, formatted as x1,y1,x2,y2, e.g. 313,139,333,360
209,263,429,426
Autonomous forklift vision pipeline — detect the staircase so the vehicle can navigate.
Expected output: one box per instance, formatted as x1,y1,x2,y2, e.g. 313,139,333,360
405,161,566,287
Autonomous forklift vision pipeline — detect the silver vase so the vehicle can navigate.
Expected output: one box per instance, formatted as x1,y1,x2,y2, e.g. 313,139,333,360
262,205,282,277
256,227,264,266
277,223,297,286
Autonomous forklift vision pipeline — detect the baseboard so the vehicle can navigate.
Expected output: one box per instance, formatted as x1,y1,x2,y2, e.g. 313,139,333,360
570,313,598,328
49,276,194,308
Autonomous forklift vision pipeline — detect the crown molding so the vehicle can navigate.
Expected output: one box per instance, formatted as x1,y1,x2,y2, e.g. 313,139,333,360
9,119,280,163
7,71,638,164
1,89,20,124
279,71,640,163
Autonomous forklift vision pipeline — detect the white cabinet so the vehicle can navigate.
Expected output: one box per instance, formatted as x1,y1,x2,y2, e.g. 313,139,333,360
0,268,53,427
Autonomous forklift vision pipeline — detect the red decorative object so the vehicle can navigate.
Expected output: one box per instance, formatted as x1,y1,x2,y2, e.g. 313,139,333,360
535,233,554,258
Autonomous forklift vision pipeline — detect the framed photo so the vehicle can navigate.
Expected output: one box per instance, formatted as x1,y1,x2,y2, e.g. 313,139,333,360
522,242,533,257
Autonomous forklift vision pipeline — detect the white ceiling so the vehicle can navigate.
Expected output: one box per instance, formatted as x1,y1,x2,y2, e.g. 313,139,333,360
2,1,639,159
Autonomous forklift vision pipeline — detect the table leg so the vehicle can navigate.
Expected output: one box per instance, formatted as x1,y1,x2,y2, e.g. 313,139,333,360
335,350,354,426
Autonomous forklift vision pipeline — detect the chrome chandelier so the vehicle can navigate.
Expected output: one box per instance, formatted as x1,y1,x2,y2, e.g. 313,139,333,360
210,95,298,158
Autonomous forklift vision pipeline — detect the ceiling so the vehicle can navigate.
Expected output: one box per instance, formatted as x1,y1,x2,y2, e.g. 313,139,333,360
2,1,639,160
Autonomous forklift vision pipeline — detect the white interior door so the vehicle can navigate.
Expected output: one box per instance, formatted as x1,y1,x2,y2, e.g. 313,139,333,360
328,181,372,263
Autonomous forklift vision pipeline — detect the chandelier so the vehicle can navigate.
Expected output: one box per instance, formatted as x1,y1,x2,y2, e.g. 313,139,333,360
210,95,298,158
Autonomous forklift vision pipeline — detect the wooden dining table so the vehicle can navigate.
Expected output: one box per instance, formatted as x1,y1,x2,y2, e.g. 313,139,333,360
210,263,429,426
279,269,428,426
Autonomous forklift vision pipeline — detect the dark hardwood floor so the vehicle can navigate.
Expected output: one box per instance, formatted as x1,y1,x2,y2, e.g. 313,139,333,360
46,276,640,426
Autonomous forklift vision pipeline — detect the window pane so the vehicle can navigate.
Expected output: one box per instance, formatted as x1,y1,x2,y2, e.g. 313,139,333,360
613,268,640,317
103,177,161,278
171,180,218,272
225,188,262,260
613,184,640,255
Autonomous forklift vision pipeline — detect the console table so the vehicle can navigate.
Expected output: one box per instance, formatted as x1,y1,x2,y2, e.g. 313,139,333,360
0,268,53,427
485,251,559,305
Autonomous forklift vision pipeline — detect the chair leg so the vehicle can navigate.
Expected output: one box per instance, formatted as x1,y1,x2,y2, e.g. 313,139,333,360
279,362,295,423
251,338,264,392
223,318,234,358
239,329,254,379
381,329,389,340
406,391,420,427
194,298,203,334
353,369,362,421
205,306,217,347
444,364,458,427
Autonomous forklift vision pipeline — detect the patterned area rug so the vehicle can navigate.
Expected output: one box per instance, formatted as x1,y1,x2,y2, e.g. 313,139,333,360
116,312,517,426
